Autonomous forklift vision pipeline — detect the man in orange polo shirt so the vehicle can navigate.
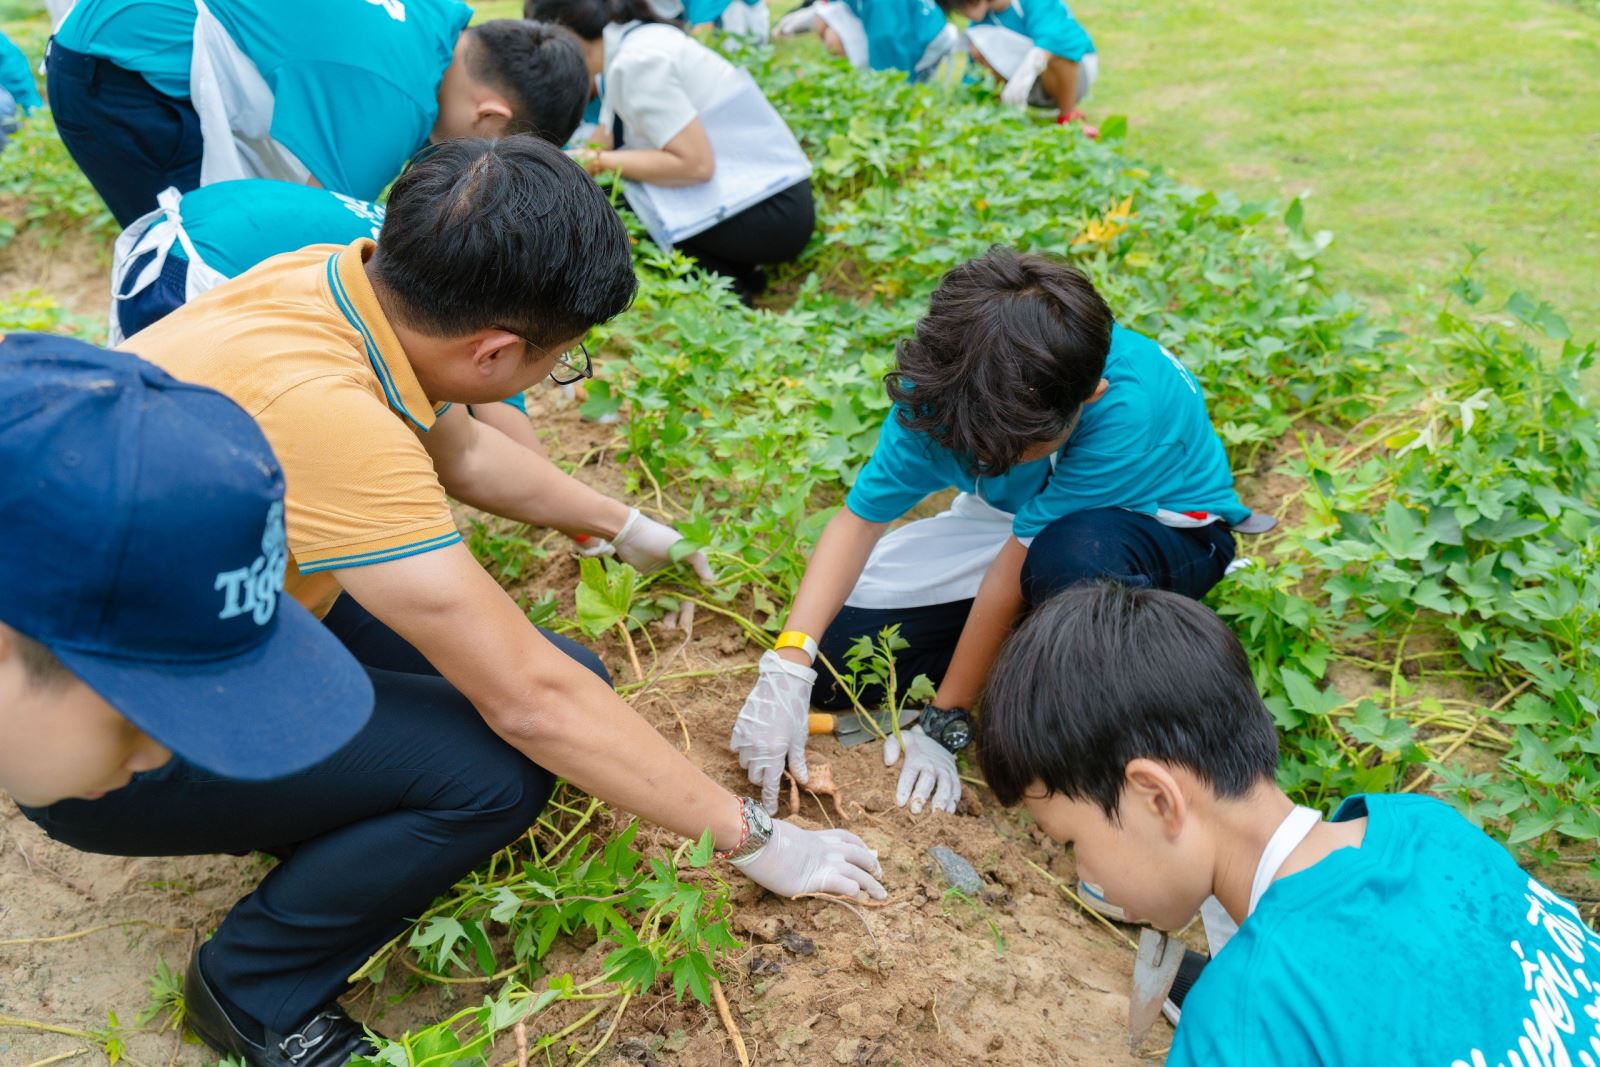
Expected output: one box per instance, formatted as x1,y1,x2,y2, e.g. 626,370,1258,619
21,136,883,1067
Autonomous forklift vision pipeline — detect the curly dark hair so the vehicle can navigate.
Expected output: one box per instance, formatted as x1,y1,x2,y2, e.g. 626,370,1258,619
887,247,1113,476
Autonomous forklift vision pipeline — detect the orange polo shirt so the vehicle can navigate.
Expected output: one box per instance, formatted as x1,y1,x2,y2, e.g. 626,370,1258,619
123,238,460,619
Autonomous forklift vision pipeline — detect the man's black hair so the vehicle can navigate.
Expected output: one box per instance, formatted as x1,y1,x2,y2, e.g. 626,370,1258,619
977,582,1280,816
524,0,662,42
887,246,1113,476
372,135,637,348
469,20,591,145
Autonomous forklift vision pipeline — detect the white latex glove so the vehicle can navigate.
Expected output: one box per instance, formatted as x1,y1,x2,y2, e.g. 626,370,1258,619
609,507,714,581
774,4,822,36
732,818,887,900
884,726,960,814
729,651,815,813
573,533,614,557
1000,46,1052,109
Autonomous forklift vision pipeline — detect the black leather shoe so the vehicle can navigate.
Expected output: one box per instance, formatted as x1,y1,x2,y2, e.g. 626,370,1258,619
184,947,380,1066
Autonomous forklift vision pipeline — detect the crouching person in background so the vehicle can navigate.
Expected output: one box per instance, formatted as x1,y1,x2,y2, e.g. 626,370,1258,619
979,581,1600,1066
533,0,815,301
774,0,958,82
945,0,1097,131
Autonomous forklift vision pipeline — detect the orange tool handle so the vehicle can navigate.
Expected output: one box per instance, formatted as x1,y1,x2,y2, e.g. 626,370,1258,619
808,713,836,735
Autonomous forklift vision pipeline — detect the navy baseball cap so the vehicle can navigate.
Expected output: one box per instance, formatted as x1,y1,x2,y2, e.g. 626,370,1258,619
0,333,373,779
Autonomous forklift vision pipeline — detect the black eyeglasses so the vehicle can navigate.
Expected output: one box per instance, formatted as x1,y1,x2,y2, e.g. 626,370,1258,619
493,326,595,385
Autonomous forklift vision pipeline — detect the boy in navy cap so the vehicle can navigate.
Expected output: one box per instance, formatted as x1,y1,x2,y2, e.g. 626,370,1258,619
0,332,371,807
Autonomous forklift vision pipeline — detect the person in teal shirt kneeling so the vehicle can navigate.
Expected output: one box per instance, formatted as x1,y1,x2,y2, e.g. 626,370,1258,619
47,0,589,225
775,0,958,81
943,0,1097,127
979,580,1600,1066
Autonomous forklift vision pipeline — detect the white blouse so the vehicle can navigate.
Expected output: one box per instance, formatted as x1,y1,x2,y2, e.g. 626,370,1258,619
599,21,747,148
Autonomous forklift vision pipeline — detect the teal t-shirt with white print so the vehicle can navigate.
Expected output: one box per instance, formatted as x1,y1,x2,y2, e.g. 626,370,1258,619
57,0,471,199
1168,793,1600,1067
977,0,1093,62
844,324,1246,542
167,179,385,277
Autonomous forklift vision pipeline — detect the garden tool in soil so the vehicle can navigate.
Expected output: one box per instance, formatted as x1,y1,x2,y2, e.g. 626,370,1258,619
808,706,920,748
1129,929,1185,1052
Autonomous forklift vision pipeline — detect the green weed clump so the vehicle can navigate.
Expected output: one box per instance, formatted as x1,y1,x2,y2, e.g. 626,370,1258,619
0,109,117,247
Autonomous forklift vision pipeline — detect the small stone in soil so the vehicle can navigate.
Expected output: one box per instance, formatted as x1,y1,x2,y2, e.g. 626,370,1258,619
777,931,816,955
927,845,984,895
749,956,783,977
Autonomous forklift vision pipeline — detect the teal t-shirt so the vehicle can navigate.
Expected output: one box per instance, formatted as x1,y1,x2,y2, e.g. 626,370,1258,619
844,325,1246,541
0,31,42,112
978,0,1093,61
55,0,196,99
684,0,764,24
209,0,471,199
167,179,385,277
842,0,948,74
57,0,471,199
1169,794,1600,1067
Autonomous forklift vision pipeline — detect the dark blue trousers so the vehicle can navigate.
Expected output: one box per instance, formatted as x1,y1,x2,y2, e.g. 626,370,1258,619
812,507,1235,710
115,248,190,340
45,41,203,227
20,595,609,1032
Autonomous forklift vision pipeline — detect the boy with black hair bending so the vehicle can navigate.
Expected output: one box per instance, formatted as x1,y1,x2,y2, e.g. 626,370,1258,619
979,581,1600,1065
729,247,1254,817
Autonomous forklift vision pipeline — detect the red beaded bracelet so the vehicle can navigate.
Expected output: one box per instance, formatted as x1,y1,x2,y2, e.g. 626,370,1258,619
713,796,750,861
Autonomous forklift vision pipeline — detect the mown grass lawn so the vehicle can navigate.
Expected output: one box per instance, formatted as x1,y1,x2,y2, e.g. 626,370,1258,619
1078,0,1600,347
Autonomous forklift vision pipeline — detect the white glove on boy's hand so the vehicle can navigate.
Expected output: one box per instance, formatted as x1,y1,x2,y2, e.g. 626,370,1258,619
1000,46,1052,109
732,819,887,900
884,726,960,814
774,4,822,36
729,651,815,814
609,507,714,581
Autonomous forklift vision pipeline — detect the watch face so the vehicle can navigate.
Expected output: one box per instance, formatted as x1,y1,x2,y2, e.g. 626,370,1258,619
943,720,972,750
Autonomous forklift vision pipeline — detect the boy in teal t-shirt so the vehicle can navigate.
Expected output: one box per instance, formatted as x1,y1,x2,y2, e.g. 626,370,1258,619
978,581,1600,1067
48,0,590,225
727,248,1252,817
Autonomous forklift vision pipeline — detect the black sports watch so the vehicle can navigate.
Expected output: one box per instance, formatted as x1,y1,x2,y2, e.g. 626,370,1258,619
920,704,973,754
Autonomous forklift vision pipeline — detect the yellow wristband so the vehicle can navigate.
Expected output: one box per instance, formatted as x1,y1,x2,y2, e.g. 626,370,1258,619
774,630,818,661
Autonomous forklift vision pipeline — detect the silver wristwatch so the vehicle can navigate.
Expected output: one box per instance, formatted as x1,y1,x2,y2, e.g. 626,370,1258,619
724,796,775,865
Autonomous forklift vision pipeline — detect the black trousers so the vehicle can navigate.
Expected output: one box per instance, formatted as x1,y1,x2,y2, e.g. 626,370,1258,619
675,178,815,299
20,596,609,1032
45,41,203,227
811,507,1236,710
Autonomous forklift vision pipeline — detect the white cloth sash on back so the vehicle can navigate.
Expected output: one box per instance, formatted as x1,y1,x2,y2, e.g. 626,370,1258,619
190,0,312,187
846,492,1016,610
107,186,230,345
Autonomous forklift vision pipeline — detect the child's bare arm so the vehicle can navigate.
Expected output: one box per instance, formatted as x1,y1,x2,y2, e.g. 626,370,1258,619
932,536,1029,709
775,507,889,667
